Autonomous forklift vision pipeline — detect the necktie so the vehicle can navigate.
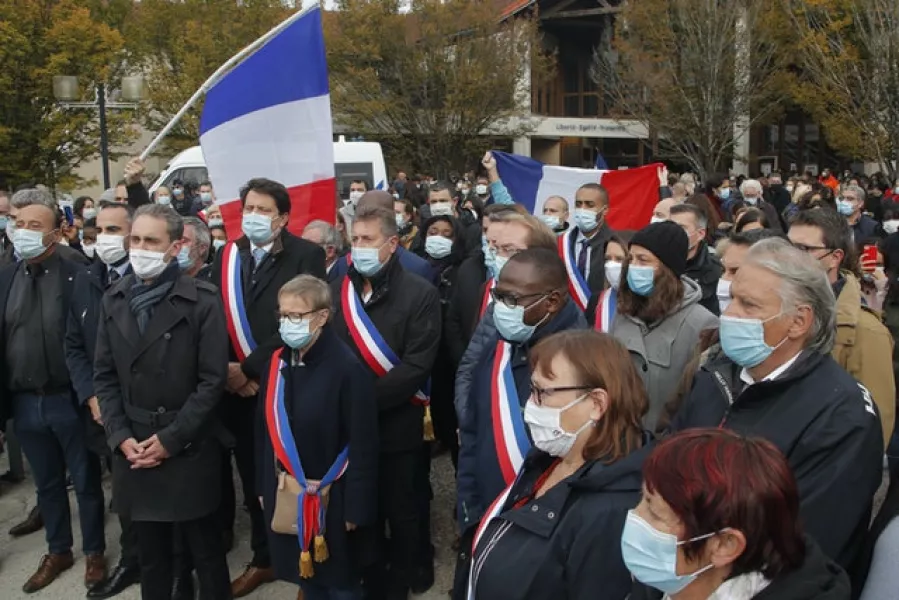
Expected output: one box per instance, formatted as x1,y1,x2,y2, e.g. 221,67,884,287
252,248,267,271
576,238,589,278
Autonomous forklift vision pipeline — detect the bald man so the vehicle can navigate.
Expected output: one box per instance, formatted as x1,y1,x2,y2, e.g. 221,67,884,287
540,195,570,234
330,190,437,285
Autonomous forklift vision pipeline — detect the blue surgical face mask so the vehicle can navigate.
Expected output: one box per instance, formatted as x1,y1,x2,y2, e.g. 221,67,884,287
173,188,184,198
540,214,561,230
483,243,497,275
242,213,275,245
837,199,854,216
719,313,787,368
395,213,406,229
177,245,194,270
213,239,226,251
157,195,172,206
13,228,49,260
425,235,453,259
573,208,598,232
208,217,224,228
719,188,731,200
351,243,386,277
493,295,548,343
0,216,8,232
627,265,656,296
621,510,718,595
491,254,509,279
200,192,213,205
279,317,316,350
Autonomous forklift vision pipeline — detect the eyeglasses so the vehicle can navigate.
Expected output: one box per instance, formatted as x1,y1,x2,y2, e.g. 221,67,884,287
791,242,834,256
490,289,550,308
276,309,321,324
529,383,592,406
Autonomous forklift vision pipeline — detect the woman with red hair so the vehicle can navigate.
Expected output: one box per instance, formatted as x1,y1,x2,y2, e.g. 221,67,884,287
623,429,849,600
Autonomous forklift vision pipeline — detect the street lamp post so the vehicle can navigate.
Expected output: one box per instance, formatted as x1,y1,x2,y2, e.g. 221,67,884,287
52,75,143,190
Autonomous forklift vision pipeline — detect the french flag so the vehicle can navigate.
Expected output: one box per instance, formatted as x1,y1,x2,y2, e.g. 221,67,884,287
199,6,336,240
493,151,662,230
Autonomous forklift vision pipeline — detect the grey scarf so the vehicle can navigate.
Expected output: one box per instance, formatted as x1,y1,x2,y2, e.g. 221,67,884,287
129,262,178,335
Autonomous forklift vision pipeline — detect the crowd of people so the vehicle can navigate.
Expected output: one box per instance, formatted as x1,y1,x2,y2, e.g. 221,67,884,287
0,152,898,600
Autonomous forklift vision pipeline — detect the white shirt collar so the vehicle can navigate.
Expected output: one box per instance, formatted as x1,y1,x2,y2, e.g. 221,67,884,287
253,241,274,254
112,261,129,277
739,351,802,386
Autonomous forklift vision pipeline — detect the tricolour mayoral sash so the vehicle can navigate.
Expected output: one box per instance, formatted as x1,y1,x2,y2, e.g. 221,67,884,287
265,348,349,578
467,476,517,600
220,242,257,361
479,278,495,320
593,288,617,333
490,341,531,485
557,229,591,312
340,276,435,440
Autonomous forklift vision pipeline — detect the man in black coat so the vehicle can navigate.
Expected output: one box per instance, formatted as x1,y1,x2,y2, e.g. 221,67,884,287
93,204,231,600
670,238,883,571
209,177,326,597
0,189,107,593
65,201,142,599
670,203,722,315
558,183,616,305
329,204,441,600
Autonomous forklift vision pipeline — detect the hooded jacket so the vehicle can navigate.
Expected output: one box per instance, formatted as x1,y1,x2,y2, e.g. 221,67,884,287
611,277,718,432
670,351,883,570
832,271,895,448
455,300,588,532
628,535,850,600
471,443,651,600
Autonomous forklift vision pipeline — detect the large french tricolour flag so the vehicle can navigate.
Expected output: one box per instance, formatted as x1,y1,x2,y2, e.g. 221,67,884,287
199,6,335,240
493,151,662,230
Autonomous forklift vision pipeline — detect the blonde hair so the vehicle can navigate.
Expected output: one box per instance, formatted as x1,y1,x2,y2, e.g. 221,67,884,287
488,211,556,250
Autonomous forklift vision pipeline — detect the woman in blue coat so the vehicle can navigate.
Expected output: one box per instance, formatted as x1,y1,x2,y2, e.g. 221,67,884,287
255,275,379,600
469,329,650,600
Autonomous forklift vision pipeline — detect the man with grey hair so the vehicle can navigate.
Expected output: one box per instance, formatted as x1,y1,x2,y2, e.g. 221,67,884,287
179,216,212,280
839,184,882,242
671,237,883,571
93,203,231,599
0,187,108,592
302,219,343,282
329,204,440,599
739,178,783,232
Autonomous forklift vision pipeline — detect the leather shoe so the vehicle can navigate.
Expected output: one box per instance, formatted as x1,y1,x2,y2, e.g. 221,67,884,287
22,552,74,593
86,563,140,598
84,554,107,588
10,506,43,537
171,572,194,600
231,565,275,598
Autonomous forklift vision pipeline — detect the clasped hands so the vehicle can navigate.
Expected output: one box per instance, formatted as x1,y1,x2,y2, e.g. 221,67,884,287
226,362,259,397
120,434,170,470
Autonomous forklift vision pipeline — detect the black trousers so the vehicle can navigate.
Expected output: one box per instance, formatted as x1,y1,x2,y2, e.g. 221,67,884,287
219,393,269,567
134,513,231,600
364,448,422,599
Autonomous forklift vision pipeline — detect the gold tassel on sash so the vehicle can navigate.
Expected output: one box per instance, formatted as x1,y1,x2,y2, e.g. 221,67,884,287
314,535,330,562
300,551,314,578
423,405,435,442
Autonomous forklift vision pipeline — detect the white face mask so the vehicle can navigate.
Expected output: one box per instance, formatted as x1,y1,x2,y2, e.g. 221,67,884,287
884,220,899,235
130,248,170,280
717,278,732,312
524,394,594,457
349,190,364,204
83,244,96,258
94,233,128,265
604,260,623,290
430,202,454,217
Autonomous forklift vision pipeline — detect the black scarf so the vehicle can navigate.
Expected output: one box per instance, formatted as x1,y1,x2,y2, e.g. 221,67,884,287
129,261,180,335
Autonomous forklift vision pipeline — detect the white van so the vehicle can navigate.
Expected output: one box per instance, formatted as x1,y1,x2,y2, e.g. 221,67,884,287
149,136,388,199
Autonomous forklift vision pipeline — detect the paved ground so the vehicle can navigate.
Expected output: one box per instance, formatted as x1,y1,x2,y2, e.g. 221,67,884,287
0,452,456,599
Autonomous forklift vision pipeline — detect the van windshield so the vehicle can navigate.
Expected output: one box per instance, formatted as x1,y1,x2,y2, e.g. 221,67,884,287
335,162,375,199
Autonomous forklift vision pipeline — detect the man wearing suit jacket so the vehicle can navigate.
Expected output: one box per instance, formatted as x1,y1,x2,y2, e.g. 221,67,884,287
210,178,326,597
65,201,141,598
0,189,107,593
301,219,345,283
559,183,615,301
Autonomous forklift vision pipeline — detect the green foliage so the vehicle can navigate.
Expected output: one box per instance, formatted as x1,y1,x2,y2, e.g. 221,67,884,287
0,0,136,191
325,0,553,178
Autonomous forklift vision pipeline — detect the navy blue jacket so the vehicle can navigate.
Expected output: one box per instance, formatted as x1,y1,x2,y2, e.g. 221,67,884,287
256,327,379,587
329,246,437,286
455,300,588,532
671,351,883,570
471,442,651,600
852,214,883,242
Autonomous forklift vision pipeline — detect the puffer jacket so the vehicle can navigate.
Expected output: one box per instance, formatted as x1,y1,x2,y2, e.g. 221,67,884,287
455,300,587,533
832,271,895,448
610,277,718,431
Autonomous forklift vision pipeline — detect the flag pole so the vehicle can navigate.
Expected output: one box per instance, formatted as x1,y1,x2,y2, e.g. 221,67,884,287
139,5,315,161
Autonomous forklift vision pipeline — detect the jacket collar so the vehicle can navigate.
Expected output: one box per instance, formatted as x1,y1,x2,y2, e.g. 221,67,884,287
705,350,824,397
348,252,402,305
835,270,862,329
109,266,198,302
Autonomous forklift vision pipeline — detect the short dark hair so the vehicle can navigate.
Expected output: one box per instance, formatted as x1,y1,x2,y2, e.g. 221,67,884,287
239,178,291,215
734,207,770,232
428,181,454,197
134,204,184,242
351,179,368,190
506,247,568,290
670,203,708,230
396,198,414,217
199,180,212,188
789,207,850,257
577,183,609,206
